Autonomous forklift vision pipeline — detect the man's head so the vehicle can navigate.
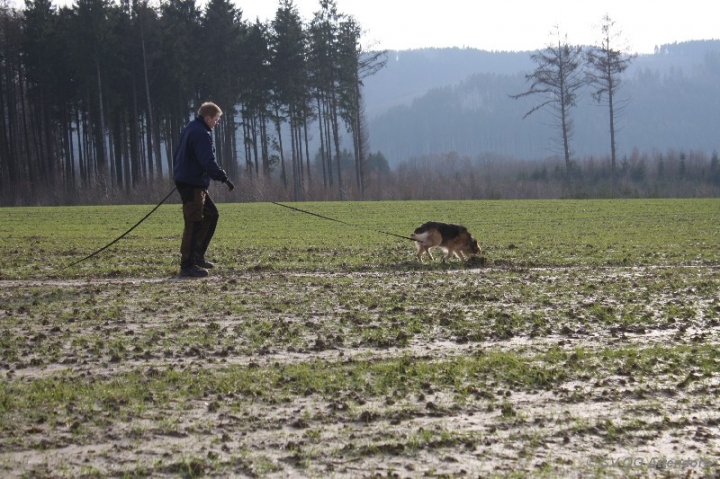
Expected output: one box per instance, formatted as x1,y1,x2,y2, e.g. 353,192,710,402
198,102,222,129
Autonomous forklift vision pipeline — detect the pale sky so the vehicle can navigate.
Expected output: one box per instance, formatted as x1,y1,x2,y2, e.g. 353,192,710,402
233,0,719,54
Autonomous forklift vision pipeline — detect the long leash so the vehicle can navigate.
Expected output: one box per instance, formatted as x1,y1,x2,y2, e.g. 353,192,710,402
271,202,416,242
66,195,411,270
64,187,177,269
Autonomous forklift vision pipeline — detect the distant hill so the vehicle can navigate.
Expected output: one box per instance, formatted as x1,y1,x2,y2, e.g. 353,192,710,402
361,40,720,165
361,48,535,117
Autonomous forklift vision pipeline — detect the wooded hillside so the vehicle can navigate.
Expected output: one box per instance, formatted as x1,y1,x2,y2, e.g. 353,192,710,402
366,41,720,164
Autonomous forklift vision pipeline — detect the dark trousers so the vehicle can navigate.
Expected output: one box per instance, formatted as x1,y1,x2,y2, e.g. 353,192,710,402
176,183,219,268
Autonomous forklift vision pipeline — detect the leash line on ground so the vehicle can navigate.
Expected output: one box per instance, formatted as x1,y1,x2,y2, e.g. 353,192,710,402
66,196,411,270
270,202,416,242
64,187,178,269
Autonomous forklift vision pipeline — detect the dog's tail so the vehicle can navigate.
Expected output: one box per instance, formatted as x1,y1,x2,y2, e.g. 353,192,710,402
410,231,433,245
413,222,438,235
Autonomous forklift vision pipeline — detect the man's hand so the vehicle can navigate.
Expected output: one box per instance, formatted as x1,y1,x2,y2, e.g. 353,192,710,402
225,179,235,192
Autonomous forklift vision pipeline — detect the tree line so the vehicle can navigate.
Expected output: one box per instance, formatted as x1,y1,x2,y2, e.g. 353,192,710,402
381,148,720,200
0,0,385,205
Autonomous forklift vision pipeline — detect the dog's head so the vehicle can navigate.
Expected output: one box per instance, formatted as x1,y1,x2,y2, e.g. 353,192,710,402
458,232,481,256
468,236,481,255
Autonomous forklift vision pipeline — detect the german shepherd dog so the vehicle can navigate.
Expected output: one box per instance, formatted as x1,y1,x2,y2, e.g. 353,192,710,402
410,222,481,262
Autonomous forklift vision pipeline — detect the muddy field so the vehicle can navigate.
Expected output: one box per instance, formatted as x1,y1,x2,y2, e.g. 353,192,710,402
1,262,719,478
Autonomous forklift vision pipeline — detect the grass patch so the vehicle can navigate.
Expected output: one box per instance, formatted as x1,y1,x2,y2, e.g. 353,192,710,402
0,198,718,279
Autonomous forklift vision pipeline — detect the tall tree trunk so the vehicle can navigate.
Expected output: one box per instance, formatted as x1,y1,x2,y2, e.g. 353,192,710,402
96,63,108,181
274,109,287,188
322,95,334,187
290,111,300,201
75,107,86,186
316,96,328,189
0,65,19,184
608,80,617,195
293,124,299,201
63,106,74,189
19,67,36,184
352,83,364,195
330,93,343,198
561,102,571,171
303,113,312,188
113,115,124,189
121,113,131,192
260,110,270,177
244,109,253,176
140,19,162,183
130,77,141,186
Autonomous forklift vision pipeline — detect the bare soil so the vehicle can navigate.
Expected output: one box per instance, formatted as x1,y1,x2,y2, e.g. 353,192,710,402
1,265,719,478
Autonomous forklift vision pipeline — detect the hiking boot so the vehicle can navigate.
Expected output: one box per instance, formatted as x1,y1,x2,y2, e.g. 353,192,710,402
180,265,209,278
196,257,214,269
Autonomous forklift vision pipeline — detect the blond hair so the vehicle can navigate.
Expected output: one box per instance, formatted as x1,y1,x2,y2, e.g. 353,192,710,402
197,102,222,118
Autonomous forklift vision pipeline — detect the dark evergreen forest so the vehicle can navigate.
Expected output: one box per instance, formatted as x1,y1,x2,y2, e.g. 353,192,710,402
0,0,382,205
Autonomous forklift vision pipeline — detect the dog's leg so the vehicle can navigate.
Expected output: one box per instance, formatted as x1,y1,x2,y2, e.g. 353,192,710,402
422,241,437,261
414,234,431,262
416,242,429,262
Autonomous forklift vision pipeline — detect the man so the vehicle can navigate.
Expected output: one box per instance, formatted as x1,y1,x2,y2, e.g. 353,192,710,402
173,102,235,277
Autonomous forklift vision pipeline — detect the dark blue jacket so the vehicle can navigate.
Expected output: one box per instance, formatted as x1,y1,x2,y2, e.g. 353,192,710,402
173,116,228,188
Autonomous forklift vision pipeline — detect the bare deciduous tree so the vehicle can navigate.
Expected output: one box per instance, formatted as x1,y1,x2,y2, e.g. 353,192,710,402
511,26,585,174
586,14,635,195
